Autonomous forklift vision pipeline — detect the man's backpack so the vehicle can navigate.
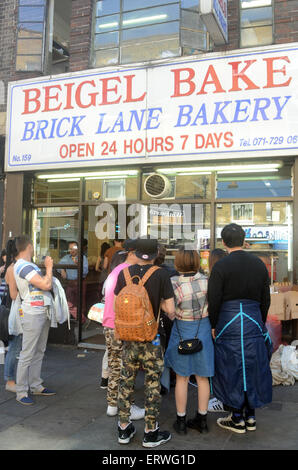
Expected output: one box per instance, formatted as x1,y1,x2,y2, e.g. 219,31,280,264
114,265,160,342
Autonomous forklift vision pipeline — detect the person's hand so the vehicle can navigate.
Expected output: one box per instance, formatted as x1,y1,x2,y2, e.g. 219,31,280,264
212,329,216,340
0,265,5,274
44,256,53,270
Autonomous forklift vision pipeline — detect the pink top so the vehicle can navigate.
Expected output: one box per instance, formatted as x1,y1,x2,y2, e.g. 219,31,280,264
102,262,129,329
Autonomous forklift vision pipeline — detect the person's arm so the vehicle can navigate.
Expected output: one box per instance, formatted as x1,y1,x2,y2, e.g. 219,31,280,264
260,269,271,324
29,257,53,291
5,266,18,300
103,256,109,271
160,297,175,320
83,255,89,278
95,256,102,272
207,266,224,331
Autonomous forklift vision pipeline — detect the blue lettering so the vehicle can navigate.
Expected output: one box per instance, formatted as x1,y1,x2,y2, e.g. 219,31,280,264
145,107,162,130
272,95,291,120
57,117,70,138
21,121,35,141
210,101,231,124
251,98,271,121
232,99,251,123
69,115,85,137
110,112,125,133
174,105,193,127
191,104,208,126
33,120,48,140
127,109,146,131
96,113,110,134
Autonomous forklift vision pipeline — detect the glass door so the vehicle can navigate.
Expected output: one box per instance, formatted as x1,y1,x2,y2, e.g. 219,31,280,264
32,206,82,332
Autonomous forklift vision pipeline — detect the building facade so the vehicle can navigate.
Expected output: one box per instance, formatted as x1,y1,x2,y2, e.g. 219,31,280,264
1,0,298,346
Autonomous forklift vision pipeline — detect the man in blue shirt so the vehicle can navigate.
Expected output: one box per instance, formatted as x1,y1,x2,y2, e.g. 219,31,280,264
59,241,88,281
59,241,89,323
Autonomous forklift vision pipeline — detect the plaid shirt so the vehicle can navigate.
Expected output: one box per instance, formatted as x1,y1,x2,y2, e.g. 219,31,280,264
171,272,208,321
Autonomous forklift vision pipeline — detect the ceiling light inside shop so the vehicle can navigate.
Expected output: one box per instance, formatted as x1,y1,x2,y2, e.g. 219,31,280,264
218,169,279,174
158,163,282,174
37,170,138,180
46,178,80,182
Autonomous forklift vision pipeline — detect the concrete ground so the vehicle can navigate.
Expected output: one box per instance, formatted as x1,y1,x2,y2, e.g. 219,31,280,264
0,344,297,451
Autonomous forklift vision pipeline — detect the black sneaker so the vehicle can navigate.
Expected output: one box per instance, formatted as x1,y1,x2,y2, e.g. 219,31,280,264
118,423,136,444
245,416,256,431
187,412,208,433
100,377,108,389
217,414,246,434
143,427,171,448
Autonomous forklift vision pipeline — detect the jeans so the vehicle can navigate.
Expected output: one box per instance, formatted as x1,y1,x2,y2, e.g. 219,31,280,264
4,335,23,382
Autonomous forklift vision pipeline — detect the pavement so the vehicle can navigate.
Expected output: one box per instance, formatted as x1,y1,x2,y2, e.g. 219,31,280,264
0,344,297,451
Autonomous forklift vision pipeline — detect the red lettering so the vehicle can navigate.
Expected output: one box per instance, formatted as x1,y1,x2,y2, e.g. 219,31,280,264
59,144,68,159
263,56,292,89
64,82,75,110
100,77,121,105
123,74,146,103
171,68,196,97
22,88,41,114
228,60,260,91
43,85,62,112
75,80,98,109
197,65,225,95
224,131,234,148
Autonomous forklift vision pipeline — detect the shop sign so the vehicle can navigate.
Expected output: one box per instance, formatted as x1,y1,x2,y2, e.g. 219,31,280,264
5,43,298,172
200,0,228,45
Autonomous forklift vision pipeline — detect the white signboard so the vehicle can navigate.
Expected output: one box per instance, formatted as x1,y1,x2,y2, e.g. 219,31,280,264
5,43,298,172
200,0,228,45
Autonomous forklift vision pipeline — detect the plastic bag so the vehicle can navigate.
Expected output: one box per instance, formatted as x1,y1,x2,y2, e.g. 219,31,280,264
270,343,298,386
265,315,282,352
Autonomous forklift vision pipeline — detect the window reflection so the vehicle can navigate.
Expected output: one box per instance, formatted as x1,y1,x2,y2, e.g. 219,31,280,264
240,0,273,48
16,2,46,71
92,0,208,66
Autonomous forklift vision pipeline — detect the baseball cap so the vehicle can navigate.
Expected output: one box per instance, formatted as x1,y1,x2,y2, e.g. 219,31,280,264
135,238,158,261
123,239,138,252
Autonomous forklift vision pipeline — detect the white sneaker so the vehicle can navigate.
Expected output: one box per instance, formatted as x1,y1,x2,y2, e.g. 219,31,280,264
130,404,145,421
107,405,118,416
208,397,225,412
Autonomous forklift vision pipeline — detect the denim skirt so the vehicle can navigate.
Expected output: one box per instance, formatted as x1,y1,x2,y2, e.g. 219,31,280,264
164,317,214,377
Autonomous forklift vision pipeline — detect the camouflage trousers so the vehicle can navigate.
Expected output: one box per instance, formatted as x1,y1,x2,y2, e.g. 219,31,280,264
104,327,123,407
118,341,164,431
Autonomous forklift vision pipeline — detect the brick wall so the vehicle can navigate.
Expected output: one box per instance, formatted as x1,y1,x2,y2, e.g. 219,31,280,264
275,0,298,43
69,0,93,72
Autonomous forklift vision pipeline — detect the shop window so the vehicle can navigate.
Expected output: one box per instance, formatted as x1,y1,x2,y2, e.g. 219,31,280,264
217,166,292,198
216,202,293,283
85,174,139,201
33,179,80,205
16,0,47,71
240,0,273,48
142,169,211,201
92,0,208,67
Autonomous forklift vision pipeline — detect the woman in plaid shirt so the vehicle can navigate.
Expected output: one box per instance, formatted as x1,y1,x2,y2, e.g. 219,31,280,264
164,248,214,435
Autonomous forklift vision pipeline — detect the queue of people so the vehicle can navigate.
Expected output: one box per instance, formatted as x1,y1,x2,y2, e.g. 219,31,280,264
0,223,273,448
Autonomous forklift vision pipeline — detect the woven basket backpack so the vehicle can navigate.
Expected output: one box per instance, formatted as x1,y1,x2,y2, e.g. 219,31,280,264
114,265,160,342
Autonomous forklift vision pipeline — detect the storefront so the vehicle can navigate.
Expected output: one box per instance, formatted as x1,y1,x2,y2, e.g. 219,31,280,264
5,42,298,347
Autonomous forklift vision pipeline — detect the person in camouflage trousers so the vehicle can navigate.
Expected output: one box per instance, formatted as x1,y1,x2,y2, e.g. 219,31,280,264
114,239,175,448
118,341,164,430
104,327,123,407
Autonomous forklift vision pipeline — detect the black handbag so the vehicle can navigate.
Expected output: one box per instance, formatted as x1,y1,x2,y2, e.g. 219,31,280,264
176,295,205,355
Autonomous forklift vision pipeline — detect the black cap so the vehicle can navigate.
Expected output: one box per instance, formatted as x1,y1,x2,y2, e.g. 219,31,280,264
123,239,138,252
135,238,158,261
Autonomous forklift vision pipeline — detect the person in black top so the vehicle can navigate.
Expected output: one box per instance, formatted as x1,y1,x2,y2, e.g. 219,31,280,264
207,224,272,434
114,238,175,448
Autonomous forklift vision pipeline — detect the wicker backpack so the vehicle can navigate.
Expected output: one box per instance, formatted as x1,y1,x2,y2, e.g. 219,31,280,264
114,265,160,342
